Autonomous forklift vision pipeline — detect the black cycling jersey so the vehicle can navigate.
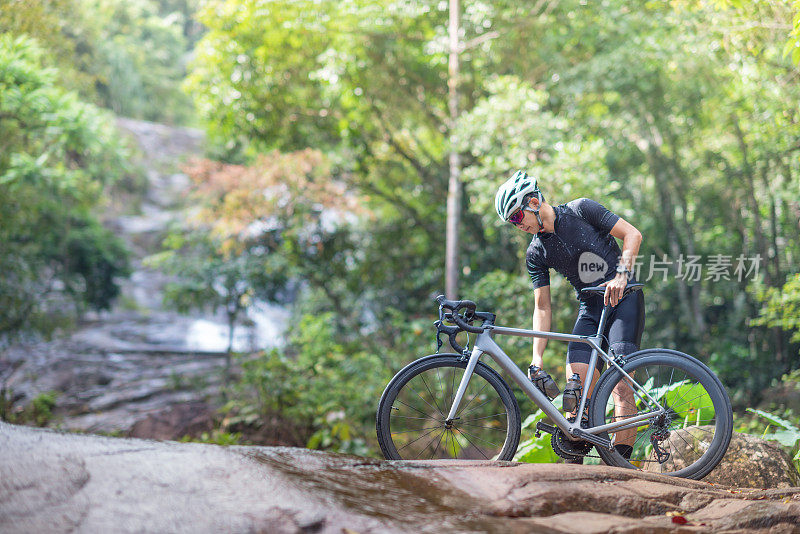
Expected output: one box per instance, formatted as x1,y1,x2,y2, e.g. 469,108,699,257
526,197,645,363
526,198,637,300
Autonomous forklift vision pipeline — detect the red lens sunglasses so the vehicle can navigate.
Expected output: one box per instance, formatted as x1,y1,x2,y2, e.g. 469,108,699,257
507,208,527,225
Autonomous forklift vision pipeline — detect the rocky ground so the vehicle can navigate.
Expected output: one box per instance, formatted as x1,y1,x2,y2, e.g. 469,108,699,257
0,118,288,437
1,422,799,534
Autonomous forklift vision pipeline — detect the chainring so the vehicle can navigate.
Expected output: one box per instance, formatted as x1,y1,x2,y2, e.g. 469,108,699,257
551,429,594,460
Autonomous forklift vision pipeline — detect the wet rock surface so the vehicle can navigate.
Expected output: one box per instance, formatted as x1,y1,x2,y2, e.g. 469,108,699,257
2,422,799,534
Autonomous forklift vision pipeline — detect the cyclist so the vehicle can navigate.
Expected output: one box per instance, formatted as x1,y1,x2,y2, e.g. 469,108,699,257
495,170,645,463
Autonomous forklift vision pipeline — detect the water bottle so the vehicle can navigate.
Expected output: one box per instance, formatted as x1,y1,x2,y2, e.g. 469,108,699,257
562,373,582,413
528,365,560,399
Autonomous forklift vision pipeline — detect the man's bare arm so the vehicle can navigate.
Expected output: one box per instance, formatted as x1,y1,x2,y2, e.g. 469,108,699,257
609,218,643,273
532,285,552,368
604,218,643,306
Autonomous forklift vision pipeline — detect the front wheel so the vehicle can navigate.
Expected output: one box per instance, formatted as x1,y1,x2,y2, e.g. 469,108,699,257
376,354,521,460
589,349,733,479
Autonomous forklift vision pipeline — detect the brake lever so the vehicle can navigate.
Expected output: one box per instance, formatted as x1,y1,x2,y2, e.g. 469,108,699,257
434,321,444,353
434,319,466,355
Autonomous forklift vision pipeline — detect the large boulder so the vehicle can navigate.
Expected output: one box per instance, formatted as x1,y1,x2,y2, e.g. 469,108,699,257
127,401,215,440
642,427,798,489
2,422,799,533
705,431,800,488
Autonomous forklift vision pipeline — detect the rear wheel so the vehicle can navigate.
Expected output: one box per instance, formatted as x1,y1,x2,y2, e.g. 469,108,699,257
377,355,521,460
589,349,732,479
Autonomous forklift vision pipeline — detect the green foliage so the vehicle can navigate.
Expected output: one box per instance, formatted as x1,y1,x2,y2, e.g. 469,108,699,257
789,0,800,63
0,35,131,341
753,274,800,344
0,0,95,95
187,0,342,154
235,313,386,454
0,0,197,123
1,390,58,427
747,408,800,447
186,0,505,311
84,0,195,123
514,411,560,464
180,430,243,446
29,392,58,426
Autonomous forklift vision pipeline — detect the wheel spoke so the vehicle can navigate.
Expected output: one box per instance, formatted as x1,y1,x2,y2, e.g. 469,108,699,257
452,427,490,459
455,378,490,418
397,427,441,452
415,429,447,459
458,395,499,418
395,398,433,418
458,421,508,432
408,381,444,418
460,412,509,422
391,425,443,435
419,373,445,417
454,426,503,452
430,429,446,458
392,414,440,421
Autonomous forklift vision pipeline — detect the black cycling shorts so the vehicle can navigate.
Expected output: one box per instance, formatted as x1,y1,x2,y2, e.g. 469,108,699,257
566,290,645,371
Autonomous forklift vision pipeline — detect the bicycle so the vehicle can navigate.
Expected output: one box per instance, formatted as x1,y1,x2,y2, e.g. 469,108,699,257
376,283,733,480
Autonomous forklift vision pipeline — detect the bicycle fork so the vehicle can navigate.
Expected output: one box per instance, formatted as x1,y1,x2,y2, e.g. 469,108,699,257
445,346,483,423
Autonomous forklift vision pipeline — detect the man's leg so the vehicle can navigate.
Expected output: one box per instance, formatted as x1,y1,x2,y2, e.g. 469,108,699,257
565,362,601,412
562,303,602,464
610,373,636,451
606,290,646,457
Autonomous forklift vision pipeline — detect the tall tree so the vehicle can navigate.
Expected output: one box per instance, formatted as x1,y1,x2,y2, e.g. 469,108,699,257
445,0,461,299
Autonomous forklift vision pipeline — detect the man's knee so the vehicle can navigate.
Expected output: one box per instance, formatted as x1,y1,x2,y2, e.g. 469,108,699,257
610,341,638,356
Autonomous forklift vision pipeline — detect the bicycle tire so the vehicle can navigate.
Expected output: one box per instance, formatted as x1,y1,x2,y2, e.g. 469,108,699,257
588,349,733,480
376,354,521,461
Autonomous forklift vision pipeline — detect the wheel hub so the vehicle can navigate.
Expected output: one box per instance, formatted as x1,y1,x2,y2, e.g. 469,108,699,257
649,410,674,441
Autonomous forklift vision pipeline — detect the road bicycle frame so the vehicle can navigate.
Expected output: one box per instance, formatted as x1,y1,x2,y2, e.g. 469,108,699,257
445,305,666,450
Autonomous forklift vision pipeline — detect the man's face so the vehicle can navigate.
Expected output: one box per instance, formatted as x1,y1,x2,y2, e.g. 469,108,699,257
513,198,542,234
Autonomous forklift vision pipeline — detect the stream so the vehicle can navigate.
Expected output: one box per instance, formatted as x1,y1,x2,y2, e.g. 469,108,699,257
0,118,289,436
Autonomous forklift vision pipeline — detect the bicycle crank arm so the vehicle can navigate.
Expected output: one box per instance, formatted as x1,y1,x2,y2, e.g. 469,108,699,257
570,428,613,451
535,421,613,451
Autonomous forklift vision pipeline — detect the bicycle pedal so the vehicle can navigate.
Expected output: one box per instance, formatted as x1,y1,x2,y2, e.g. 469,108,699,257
535,421,557,435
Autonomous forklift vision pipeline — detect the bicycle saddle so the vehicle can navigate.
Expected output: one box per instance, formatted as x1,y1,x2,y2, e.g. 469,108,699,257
580,282,644,298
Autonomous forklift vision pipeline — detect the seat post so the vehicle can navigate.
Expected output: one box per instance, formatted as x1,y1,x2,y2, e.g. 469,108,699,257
595,304,613,336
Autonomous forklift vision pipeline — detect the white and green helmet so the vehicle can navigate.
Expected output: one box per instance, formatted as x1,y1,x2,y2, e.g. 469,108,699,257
494,170,543,222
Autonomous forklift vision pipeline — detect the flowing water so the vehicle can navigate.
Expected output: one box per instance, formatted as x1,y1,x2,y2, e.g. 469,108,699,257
0,118,288,435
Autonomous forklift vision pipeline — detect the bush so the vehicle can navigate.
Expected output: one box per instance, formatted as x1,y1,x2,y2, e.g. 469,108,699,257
0,35,131,342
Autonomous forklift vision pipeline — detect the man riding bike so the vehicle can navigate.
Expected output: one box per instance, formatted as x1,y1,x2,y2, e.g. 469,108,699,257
495,170,645,463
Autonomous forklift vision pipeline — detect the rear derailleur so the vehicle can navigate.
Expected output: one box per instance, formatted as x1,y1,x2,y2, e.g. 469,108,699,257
649,414,672,464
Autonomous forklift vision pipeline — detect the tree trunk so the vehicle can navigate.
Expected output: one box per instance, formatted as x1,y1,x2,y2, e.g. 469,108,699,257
445,0,461,299
731,117,772,286
225,308,237,385
637,116,697,342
